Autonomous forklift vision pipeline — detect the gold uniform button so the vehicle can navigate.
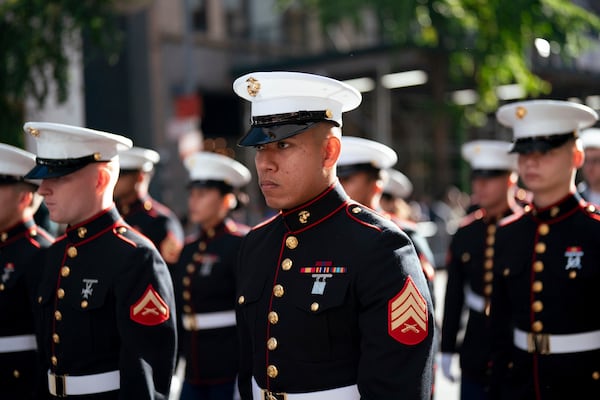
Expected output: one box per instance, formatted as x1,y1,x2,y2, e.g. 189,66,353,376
484,259,493,269
268,311,279,324
461,253,470,263
81,300,88,309
0,283,4,291
51,356,57,366
569,270,577,279
538,224,549,236
550,207,559,217
532,281,543,292
267,337,278,350
266,365,278,378
54,311,62,321
592,371,600,380
182,276,191,286
484,271,494,282
77,227,87,238
0,232,7,241
13,369,20,378
182,291,191,301
351,206,362,214
37,296,43,304
144,200,153,211
30,229,37,237
533,261,544,273
281,258,293,271
61,266,70,278
285,236,298,250
485,247,494,258
310,302,319,312
487,224,497,234
486,236,495,246
483,284,493,296
206,228,215,238
67,246,77,258
532,321,543,332
53,333,60,344
532,300,543,312
57,288,65,299
198,242,207,251
186,264,196,273
503,268,510,276
183,305,192,313
535,242,546,254
273,284,284,298
238,295,245,305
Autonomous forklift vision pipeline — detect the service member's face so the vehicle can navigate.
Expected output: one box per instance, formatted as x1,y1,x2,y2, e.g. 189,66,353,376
582,147,600,191
38,165,101,225
188,187,226,228
113,171,138,201
0,185,22,230
518,142,578,198
254,124,335,210
471,174,511,212
339,171,378,207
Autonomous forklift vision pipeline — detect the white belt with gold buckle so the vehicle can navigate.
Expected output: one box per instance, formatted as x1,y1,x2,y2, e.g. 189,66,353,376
182,310,236,331
251,377,359,400
513,327,600,354
0,334,37,353
48,370,120,397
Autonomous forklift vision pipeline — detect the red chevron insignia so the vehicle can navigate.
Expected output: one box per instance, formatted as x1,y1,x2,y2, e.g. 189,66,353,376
130,285,170,326
388,276,428,345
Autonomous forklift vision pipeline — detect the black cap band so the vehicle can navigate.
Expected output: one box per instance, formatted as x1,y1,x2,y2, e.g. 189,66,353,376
471,169,512,178
337,163,381,179
187,179,234,194
24,154,103,179
510,132,575,154
0,174,24,184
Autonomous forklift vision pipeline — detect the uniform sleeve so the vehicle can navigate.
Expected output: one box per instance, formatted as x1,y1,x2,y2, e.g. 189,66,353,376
440,233,466,353
355,230,435,399
115,245,177,399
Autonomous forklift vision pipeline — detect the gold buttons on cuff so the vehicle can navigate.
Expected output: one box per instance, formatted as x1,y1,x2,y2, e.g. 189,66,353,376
532,321,543,332
238,295,245,305
310,302,319,312
285,236,298,249
268,311,279,324
54,311,62,321
67,246,77,258
281,258,293,271
267,337,278,350
57,288,65,299
266,365,278,378
273,285,284,298
60,266,70,277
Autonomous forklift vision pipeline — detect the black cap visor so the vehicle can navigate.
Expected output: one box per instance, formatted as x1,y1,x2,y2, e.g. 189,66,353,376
510,132,575,154
471,169,512,179
24,155,102,179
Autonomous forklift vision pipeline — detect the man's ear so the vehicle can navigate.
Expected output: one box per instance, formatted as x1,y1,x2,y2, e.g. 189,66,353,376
574,145,585,169
323,135,340,168
97,165,111,193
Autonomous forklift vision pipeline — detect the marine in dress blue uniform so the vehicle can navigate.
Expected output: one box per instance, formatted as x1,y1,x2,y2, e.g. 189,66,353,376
0,143,54,399
491,100,600,399
172,151,252,400
23,122,177,399
115,146,184,265
233,71,435,400
440,140,520,399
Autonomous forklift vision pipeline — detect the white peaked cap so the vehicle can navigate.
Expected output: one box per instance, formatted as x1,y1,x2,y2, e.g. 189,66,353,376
383,169,413,199
338,136,398,169
580,128,600,149
184,151,251,188
461,140,517,171
119,146,161,172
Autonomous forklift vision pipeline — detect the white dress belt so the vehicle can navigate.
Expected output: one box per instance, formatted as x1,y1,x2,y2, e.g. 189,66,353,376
48,370,120,396
513,327,600,354
252,377,360,400
0,334,37,353
464,287,485,313
182,310,236,331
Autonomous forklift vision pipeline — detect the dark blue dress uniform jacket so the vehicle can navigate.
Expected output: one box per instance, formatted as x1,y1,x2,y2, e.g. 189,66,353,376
236,184,435,399
117,195,184,265
172,218,249,385
0,218,53,399
34,206,177,399
490,193,600,399
441,208,516,386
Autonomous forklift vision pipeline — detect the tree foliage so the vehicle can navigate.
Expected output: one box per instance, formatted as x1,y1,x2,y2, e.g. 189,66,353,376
280,0,600,115
0,0,122,146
